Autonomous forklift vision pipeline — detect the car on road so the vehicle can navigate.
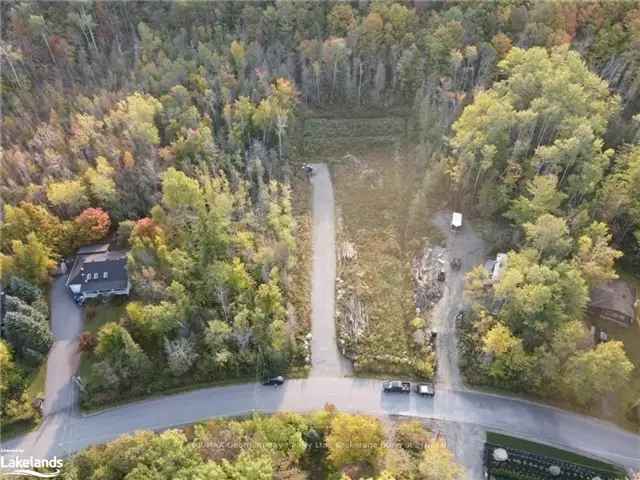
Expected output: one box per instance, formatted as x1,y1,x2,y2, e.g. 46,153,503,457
263,375,285,386
383,380,411,393
415,383,435,396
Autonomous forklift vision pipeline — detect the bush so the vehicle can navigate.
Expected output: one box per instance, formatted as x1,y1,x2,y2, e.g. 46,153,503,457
79,332,98,353
395,420,431,453
6,276,42,304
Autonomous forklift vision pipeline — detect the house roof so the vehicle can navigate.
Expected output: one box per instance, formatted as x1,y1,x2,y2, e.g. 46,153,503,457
589,280,636,319
67,250,129,294
76,243,110,256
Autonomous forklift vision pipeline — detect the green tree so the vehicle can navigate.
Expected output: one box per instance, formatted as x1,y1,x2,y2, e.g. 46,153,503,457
563,341,634,406
506,175,567,225
573,222,622,288
524,214,573,261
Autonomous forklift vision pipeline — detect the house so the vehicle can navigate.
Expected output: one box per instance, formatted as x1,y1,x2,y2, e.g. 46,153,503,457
588,279,637,327
66,244,130,304
484,253,508,282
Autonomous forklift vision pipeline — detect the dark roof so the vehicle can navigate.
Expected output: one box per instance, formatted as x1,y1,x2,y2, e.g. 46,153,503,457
76,243,110,256
67,250,129,294
589,280,636,319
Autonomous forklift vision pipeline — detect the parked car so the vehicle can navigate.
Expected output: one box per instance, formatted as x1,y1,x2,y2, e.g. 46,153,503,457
383,380,411,393
415,383,435,396
263,375,285,386
450,257,462,270
437,269,446,282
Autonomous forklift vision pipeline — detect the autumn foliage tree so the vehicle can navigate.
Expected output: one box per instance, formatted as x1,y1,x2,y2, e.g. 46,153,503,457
73,207,111,246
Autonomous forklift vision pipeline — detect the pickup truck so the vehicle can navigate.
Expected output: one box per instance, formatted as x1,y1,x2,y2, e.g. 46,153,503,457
415,383,435,396
383,380,411,393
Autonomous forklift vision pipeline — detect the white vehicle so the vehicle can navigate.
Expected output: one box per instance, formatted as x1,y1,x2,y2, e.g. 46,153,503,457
451,212,463,231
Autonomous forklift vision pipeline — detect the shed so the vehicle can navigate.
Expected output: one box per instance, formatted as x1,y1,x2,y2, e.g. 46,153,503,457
588,279,637,327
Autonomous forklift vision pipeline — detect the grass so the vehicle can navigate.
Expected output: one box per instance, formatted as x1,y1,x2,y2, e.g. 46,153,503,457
486,432,626,477
25,361,47,398
84,298,127,334
326,140,439,377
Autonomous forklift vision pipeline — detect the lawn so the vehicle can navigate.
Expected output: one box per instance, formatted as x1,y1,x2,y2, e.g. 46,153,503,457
83,298,128,334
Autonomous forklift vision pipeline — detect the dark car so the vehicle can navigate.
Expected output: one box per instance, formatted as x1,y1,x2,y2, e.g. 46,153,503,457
383,380,411,393
437,269,446,282
415,383,435,396
263,375,285,386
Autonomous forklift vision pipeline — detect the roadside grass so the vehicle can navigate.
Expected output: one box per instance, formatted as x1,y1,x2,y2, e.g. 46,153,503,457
486,432,626,477
25,361,47,398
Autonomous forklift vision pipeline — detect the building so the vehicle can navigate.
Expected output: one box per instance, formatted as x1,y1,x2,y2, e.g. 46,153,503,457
588,279,637,327
66,244,130,304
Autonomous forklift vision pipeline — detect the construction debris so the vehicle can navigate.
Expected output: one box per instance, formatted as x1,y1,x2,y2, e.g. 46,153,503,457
412,244,447,311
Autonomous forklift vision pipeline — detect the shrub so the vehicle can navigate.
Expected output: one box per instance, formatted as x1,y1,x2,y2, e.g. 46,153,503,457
79,332,98,353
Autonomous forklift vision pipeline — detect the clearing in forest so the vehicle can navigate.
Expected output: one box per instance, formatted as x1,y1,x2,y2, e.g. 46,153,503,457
301,117,442,377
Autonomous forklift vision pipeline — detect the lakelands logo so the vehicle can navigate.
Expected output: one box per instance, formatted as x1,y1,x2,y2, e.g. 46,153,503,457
0,450,62,478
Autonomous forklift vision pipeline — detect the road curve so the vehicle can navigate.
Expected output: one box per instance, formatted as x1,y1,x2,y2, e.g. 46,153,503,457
3,379,640,470
309,163,352,377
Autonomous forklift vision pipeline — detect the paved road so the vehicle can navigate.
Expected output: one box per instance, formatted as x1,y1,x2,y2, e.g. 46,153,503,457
4,379,640,470
431,211,487,388
42,276,83,417
309,163,352,377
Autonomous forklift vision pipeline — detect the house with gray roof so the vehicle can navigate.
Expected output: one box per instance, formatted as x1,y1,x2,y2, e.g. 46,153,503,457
66,244,130,304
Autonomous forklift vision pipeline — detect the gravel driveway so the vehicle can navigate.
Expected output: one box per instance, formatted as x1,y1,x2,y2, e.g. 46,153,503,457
309,163,353,377
42,276,83,416
431,211,488,389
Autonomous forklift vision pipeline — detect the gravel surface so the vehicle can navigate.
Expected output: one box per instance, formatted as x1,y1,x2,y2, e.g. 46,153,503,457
431,211,488,389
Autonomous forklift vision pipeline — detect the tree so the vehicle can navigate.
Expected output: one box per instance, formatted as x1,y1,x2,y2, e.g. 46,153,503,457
573,222,622,288
46,179,90,217
506,175,567,225
2,202,65,255
523,214,572,261
84,157,116,206
417,438,464,480
326,413,385,469
450,46,619,214
1,233,56,286
563,341,634,406
73,208,111,246
3,311,53,356
0,340,16,398
94,322,150,387
327,4,355,37
165,337,199,376
482,323,533,387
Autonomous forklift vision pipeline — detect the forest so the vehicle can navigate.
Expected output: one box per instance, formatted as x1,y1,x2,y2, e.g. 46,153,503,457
1,0,639,437
58,408,464,480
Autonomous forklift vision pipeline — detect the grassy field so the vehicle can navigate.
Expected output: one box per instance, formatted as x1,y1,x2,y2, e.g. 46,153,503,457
326,140,440,376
